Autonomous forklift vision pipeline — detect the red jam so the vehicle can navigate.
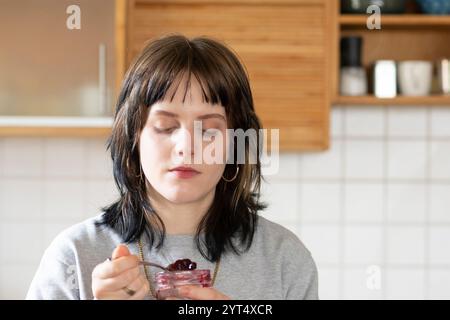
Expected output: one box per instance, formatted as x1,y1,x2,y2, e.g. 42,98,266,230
154,269,212,300
167,259,197,271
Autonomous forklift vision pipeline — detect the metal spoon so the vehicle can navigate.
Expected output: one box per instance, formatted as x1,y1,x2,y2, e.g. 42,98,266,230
108,256,170,272
139,260,170,272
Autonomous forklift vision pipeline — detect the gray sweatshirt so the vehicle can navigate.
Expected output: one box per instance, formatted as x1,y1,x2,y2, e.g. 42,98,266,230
26,215,318,300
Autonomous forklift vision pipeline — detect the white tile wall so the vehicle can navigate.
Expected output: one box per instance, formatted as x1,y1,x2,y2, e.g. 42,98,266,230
431,107,450,137
430,185,450,222
0,137,116,300
343,225,384,265
299,224,340,265
2,138,44,177
85,139,114,179
44,139,86,177
260,180,299,223
429,269,450,300
387,184,427,222
43,180,86,221
387,141,427,179
430,141,450,179
345,107,385,137
299,141,342,179
386,226,426,265
1,105,450,300
386,269,426,300
317,267,340,300
0,264,40,300
387,107,427,138
429,227,450,265
0,179,43,221
344,183,384,223
300,183,341,223
345,140,384,179
343,266,384,300
331,107,343,137
0,222,44,264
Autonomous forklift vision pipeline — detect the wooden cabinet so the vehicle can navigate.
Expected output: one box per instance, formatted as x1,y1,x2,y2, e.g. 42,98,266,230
118,0,333,151
333,1,450,106
0,0,117,137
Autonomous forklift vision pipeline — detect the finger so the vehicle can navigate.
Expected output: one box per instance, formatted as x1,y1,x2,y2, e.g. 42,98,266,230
120,275,146,300
112,244,131,260
96,266,141,292
176,285,231,300
93,255,139,279
127,277,150,300
96,278,142,301
93,288,127,300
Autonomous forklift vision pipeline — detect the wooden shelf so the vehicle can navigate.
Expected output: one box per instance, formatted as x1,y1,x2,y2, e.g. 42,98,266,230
333,8,450,107
340,14,450,27
334,95,450,106
0,116,113,137
0,127,112,137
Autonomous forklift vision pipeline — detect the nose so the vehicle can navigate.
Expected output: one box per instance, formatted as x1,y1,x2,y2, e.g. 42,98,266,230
172,126,196,162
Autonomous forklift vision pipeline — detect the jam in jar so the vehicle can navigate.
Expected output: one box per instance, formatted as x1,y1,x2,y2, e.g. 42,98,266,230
154,269,211,300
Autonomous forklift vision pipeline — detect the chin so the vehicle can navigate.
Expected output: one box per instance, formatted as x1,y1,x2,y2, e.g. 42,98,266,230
162,189,205,204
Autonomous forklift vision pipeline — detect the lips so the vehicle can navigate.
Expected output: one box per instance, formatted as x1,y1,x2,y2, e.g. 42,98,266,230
168,166,200,179
169,166,200,173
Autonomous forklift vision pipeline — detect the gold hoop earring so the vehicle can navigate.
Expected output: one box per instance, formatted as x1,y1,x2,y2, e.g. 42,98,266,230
222,166,239,182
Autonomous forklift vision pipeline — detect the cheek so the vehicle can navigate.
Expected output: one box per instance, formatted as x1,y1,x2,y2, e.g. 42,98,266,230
139,129,171,176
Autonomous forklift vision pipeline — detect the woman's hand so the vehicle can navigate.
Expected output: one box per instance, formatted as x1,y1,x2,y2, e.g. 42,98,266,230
91,244,149,300
173,285,231,300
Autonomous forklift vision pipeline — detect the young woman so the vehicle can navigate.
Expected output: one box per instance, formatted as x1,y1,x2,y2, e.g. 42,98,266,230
27,34,318,300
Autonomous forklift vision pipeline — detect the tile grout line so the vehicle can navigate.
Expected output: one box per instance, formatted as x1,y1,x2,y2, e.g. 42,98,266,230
380,106,389,299
40,137,46,255
227,175,450,184
338,107,346,300
0,139,3,177
82,139,89,220
331,135,450,141
297,153,302,242
424,107,432,300
0,139,4,221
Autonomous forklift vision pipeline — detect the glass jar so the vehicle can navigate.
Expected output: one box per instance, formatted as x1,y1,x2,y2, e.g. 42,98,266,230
340,66,368,96
154,269,212,300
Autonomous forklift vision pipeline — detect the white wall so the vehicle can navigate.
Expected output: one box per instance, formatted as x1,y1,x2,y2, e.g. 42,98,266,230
1,105,450,299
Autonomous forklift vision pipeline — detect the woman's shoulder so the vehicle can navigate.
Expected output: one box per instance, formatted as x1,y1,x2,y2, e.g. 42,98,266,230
254,216,313,259
254,216,318,299
44,214,120,263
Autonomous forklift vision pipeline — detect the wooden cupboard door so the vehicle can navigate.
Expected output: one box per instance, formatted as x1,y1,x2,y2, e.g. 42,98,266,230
123,0,331,151
0,0,116,118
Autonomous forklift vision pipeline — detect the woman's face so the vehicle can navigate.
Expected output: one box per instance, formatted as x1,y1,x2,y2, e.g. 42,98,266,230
139,76,228,204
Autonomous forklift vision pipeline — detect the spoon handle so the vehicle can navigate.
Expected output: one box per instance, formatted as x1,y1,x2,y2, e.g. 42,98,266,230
139,261,169,271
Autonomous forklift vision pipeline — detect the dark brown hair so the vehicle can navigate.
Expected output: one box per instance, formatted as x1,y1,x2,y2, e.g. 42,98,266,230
98,34,266,262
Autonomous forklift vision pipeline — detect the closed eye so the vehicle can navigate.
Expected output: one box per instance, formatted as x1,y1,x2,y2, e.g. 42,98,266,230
153,127,177,134
202,128,221,136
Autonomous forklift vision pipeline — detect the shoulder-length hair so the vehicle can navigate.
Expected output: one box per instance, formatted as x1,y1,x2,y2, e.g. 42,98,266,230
98,34,266,262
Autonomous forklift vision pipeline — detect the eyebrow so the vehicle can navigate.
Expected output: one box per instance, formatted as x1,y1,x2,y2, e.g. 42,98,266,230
152,110,226,121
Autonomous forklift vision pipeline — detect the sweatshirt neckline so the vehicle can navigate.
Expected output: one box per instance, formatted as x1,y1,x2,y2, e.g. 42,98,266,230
141,231,204,248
